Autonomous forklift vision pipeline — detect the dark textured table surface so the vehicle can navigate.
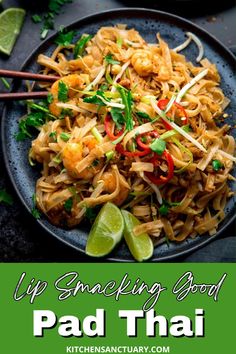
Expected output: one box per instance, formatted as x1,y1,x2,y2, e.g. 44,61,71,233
0,0,235,262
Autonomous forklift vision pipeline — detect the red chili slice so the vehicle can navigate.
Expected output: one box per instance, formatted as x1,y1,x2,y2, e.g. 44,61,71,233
157,98,188,128
145,151,174,185
104,114,125,141
136,131,159,150
116,143,151,157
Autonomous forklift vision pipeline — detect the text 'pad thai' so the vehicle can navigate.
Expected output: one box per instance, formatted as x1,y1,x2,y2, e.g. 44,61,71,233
20,25,236,259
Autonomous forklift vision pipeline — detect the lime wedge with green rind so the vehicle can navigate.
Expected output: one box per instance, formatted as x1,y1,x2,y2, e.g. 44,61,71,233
0,8,26,55
86,202,124,257
121,210,154,262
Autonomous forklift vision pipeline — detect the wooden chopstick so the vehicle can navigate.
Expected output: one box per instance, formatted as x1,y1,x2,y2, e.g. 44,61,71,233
0,91,49,101
0,69,59,82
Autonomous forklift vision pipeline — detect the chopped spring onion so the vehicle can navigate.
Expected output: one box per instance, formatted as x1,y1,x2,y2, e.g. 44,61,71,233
151,99,207,153
175,68,208,103
91,127,103,143
111,61,130,93
186,32,204,62
85,66,106,91
0,77,10,90
173,36,192,52
105,151,114,161
150,138,166,155
171,137,193,174
212,159,223,171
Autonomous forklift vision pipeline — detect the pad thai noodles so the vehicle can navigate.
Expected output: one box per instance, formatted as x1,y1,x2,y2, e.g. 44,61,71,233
23,25,235,252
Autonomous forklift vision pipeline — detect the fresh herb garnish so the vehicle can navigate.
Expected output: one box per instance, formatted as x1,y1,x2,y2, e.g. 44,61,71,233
0,189,13,206
32,14,42,23
83,90,107,106
74,34,93,59
58,81,69,102
55,27,75,46
49,0,73,14
49,131,57,141
64,197,73,213
100,83,109,91
182,125,192,133
59,108,73,119
32,0,73,39
117,86,133,131
159,199,181,216
136,111,152,121
31,194,41,219
40,13,55,39
110,107,125,130
47,93,54,104
60,132,71,141
15,111,45,141
212,159,223,171
105,54,120,65
150,138,166,155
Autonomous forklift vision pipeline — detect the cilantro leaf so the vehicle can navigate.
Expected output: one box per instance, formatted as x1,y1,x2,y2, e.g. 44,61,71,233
64,197,73,213
159,199,181,216
0,189,13,206
110,107,125,130
105,54,120,65
83,90,107,106
55,28,75,46
49,0,73,14
74,34,93,58
58,81,69,102
47,93,54,104
212,159,223,171
16,100,56,142
136,111,152,121
49,131,57,141
150,138,166,155
159,204,169,216
31,194,41,219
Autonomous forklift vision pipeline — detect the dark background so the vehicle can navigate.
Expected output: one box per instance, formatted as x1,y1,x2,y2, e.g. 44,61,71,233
0,0,235,262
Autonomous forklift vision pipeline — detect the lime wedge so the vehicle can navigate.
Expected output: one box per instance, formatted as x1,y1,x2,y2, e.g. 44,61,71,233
0,8,26,56
86,202,124,257
121,210,153,262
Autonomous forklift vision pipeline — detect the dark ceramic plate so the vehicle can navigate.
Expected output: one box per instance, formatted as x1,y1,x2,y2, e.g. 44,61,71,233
2,8,236,261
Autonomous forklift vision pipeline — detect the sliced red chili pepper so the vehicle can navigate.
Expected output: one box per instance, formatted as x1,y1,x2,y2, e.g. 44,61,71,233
157,99,188,128
116,143,151,157
145,151,174,185
136,131,159,150
104,114,125,141
173,101,188,125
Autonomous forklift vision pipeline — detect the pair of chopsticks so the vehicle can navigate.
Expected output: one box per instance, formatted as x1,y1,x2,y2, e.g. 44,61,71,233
0,69,59,101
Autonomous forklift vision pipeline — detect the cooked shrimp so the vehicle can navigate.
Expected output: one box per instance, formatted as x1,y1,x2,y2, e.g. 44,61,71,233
98,169,129,206
49,74,84,116
62,138,103,180
131,50,153,76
